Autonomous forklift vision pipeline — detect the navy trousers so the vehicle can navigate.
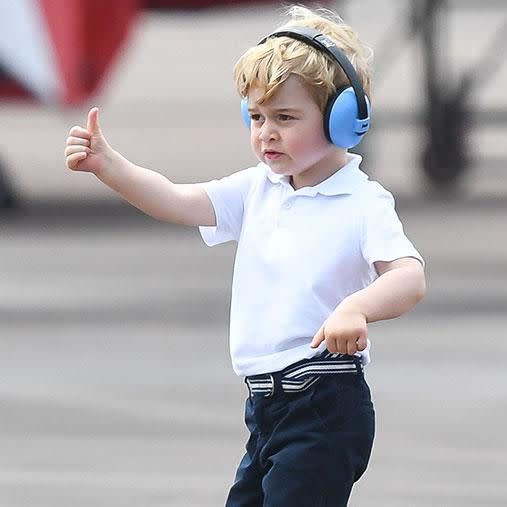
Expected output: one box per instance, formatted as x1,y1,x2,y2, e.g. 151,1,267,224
225,373,375,507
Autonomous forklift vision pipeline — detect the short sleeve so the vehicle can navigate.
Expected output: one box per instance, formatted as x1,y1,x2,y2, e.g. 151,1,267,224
198,167,256,246
360,186,424,271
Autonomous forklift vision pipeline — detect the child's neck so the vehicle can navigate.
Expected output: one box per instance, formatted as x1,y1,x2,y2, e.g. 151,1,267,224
290,151,349,190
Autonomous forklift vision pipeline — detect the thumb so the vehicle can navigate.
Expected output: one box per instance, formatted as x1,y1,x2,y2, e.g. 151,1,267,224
87,106,101,134
310,322,326,348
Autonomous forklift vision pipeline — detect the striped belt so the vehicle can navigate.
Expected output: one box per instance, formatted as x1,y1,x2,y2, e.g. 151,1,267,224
244,352,363,398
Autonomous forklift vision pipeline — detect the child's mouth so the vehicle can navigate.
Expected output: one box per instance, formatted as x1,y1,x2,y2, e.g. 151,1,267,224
264,151,283,160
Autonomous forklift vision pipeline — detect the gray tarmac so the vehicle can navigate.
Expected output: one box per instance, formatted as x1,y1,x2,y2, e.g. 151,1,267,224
1,199,506,507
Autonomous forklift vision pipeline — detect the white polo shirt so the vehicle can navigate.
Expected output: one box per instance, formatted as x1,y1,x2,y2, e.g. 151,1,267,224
199,153,423,377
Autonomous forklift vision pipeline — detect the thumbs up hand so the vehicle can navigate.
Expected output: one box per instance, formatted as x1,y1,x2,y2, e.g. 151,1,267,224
65,107,112,174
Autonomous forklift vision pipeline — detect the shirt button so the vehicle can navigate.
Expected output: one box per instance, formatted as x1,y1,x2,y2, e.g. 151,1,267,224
282,201,292,209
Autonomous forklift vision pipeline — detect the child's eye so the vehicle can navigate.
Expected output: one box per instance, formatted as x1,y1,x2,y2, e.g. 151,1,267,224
250,114,262,122
278,114,294,121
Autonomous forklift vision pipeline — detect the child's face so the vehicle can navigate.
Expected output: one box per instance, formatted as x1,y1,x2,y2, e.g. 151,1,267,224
247,75,342,187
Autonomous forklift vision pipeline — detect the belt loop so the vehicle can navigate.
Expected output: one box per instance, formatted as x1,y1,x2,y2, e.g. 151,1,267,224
355,359,363,374
244,377,252,399
270,372,283,397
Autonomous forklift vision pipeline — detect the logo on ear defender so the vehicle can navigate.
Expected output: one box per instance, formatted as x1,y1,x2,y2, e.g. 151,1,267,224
320,38,335,48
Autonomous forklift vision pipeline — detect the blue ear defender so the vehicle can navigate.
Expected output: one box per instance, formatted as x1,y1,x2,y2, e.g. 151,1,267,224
241,26,370,149
325,86,371,149
240,97,250,128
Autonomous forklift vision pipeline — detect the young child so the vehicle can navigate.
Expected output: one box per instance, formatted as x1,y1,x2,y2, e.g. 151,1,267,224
65,6,425,506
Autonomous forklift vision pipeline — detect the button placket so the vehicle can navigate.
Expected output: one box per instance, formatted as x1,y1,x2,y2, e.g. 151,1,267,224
279,196,293,228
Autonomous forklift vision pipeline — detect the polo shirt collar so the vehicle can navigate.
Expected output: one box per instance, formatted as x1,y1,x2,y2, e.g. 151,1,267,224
263,153,368,196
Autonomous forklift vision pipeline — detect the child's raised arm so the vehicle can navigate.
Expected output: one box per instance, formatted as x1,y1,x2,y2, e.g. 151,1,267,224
64,107,216,227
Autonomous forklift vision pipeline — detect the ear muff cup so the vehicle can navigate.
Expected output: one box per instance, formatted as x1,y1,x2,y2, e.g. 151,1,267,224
324,86,371,149
240,97,250,128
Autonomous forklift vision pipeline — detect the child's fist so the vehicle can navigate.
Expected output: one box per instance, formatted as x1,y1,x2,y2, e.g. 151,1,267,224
310,310,368,355
65,107,111,174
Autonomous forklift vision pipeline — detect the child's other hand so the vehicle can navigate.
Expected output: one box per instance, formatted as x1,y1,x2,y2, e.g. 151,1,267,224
65,107,112,175
310,311,368,355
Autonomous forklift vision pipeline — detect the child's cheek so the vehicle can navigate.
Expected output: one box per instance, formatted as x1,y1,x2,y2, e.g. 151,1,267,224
251,132,261,158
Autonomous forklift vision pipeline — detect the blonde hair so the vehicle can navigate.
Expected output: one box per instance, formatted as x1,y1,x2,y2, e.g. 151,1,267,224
233,5,373,111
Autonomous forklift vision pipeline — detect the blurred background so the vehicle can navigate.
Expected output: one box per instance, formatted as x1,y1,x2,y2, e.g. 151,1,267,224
0,0,506,505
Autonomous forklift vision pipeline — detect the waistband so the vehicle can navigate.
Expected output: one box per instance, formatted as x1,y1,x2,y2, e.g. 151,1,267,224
244,352,363,398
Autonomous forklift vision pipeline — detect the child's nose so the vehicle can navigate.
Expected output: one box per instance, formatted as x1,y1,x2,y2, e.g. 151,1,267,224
258,121,278,142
